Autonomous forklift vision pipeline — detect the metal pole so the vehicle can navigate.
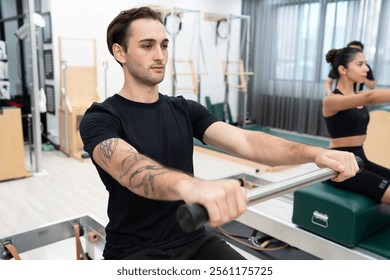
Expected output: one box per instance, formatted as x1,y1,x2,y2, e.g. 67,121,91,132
177,163,360,233
171,7,177,97
0,215,106,258
27,0,42,173
173,7,200,14
61,61,69,157
246,167,336,205
223,17,231,123
242,16,251,128
27,114,33,170
196,11,202,103
102,61,108,99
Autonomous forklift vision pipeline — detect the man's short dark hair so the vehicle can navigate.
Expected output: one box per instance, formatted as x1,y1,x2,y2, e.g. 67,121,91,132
347,40,364,51
106,7,164,64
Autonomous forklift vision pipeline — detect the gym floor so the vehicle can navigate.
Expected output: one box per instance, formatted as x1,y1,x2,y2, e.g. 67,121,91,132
0,144,316,260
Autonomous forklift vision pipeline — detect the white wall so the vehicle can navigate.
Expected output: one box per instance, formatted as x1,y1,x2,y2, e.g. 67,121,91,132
42,0,243,144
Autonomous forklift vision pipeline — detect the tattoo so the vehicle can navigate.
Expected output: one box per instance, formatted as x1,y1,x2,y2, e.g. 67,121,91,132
120,153,145,178
98,139,119,166
119,152,170,197
129,166,170,196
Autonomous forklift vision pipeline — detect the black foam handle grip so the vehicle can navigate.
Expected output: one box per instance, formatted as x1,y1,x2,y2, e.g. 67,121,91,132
177,178,246,233
177,156,364,233
177,203,209,233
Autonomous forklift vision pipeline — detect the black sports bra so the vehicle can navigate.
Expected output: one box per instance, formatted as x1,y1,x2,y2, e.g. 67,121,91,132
324,89,370,138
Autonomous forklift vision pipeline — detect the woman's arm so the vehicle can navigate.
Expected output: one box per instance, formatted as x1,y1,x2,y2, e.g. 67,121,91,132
323,88,390,115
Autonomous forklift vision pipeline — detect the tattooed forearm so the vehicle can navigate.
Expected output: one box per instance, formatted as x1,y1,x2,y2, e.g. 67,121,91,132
120,153,146,178
127,161,170,196
119,152,172,197
129,168,170,196
98,138,119,166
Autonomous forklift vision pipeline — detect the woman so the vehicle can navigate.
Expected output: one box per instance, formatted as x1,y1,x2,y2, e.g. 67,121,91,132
323,47,390,204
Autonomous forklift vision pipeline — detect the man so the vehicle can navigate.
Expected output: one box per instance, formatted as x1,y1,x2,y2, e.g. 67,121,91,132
324,40,376,95
80,7,359,260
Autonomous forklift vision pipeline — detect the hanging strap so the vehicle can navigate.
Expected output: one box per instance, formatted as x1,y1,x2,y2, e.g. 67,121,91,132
73,223,87,260
3,242,21,260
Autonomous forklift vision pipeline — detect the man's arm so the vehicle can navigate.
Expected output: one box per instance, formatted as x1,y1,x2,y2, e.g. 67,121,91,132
324,77,334,95
203,122,359,182
92,137,248,227
364,66,376,89
364,78,376,90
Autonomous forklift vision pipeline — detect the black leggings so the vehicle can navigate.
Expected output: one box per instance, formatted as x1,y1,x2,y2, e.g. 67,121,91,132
328,146,390,202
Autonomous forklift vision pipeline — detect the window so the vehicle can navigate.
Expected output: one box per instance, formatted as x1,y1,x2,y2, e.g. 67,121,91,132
274,2,321,81
272,0,387,85
375,0,390,86
320,1,350,79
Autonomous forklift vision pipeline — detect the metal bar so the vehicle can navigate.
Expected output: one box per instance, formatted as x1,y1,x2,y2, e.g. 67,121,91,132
177,167,337,232
242,16,251,128
177,155,363,233
171,7,177,97
27,0,42,173
173,7,200,14
102,61,108,99
229,14,251,20
0,215,106,259
61,61,70,156
247,167,335,205
223,18,232,123
1,219,77,256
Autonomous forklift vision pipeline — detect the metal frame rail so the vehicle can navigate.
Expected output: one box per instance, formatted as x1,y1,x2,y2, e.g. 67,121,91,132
0,214,106,260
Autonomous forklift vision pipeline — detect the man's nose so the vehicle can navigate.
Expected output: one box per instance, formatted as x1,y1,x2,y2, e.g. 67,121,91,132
153,47,164,61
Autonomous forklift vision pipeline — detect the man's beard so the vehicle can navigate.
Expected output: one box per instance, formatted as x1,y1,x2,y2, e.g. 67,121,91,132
128,65,165,86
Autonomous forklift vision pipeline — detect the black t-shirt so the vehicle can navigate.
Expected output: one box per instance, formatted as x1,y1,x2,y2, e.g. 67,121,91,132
328,64,375,91
79,93,218,259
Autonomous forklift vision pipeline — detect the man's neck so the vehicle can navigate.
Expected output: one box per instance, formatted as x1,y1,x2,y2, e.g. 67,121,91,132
119,82,159,103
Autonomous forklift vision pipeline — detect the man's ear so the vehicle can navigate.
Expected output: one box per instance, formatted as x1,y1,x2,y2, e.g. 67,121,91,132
112,43,126,64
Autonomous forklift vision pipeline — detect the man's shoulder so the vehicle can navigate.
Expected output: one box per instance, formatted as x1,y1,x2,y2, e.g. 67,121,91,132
81,97,119,124
87,95,117,111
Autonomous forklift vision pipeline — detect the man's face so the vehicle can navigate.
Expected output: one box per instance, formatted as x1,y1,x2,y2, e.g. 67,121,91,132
123,18,169,86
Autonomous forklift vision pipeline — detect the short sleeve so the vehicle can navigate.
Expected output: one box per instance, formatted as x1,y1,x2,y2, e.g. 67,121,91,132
185,99,218,143
79,103,121,157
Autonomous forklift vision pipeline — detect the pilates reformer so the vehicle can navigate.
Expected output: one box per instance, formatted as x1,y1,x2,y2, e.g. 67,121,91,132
3,159,388,260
